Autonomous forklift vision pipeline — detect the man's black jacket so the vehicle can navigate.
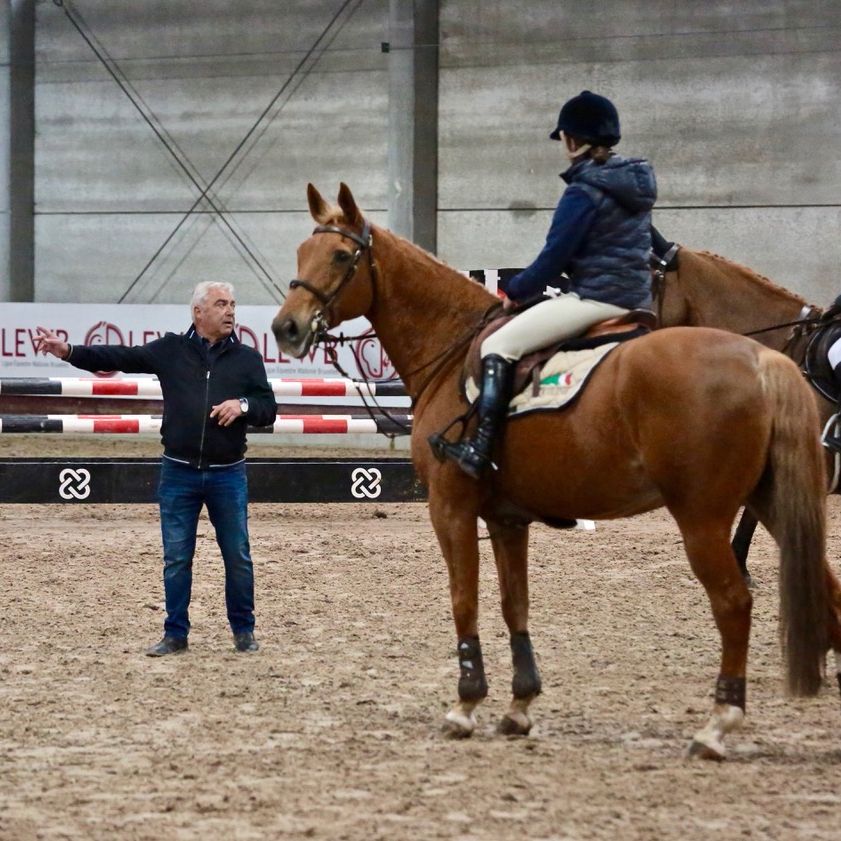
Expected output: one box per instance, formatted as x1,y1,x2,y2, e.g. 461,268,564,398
67,327,277,468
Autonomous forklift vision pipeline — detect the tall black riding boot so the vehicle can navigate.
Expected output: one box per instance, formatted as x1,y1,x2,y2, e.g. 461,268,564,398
430,354,514,479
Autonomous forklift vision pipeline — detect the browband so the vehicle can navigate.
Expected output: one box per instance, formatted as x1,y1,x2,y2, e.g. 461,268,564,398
313,221,371,250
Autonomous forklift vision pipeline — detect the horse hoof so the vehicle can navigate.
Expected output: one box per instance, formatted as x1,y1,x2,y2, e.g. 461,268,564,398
497,713,532,736
687,737,726,761
443,709,476,739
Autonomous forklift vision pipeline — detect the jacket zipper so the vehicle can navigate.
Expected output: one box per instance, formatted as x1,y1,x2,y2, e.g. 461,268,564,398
198,368,210,466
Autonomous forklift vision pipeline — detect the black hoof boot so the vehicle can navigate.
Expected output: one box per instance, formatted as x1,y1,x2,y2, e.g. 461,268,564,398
457,636,488,702
510,631,542,700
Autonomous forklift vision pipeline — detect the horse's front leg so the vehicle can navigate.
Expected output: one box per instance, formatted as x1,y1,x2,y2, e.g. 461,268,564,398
428,486,486,738
487,519,541,735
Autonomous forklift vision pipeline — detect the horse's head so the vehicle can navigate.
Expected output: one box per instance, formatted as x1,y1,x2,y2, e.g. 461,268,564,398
272,183,376,359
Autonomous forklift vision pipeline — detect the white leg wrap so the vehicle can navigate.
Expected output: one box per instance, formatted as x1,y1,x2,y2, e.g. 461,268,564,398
443,701,478,737
689,704,744,761
499,697,533,735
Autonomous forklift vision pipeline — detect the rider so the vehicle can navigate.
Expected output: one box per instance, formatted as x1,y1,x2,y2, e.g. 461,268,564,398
434,90,657,479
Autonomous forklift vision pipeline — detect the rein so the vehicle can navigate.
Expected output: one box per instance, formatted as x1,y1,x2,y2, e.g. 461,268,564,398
742,306,823,338
652,262,824,349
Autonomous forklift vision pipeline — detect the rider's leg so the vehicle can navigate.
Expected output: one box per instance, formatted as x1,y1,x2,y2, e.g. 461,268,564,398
482,293,628,361
432,354,515,479
433,294,627,479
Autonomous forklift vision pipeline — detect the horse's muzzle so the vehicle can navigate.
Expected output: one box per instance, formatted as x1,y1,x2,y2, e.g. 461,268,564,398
272,313,314,359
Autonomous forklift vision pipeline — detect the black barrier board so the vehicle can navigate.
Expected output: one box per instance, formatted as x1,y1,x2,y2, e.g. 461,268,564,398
0,458,426,504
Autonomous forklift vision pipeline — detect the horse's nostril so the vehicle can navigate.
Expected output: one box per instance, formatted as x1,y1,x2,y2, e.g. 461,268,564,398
272,316,298,345
283,318,299,341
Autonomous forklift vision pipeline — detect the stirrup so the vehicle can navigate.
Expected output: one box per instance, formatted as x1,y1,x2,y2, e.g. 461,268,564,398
428,432,449,462
824,434,841,455
428,433,496,479
822,413,841,454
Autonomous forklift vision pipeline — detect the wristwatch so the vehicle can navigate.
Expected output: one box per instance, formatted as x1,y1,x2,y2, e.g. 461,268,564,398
239,397,249,415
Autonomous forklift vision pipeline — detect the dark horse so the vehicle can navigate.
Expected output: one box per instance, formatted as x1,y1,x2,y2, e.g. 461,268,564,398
273,184,839,760
653,248,834,574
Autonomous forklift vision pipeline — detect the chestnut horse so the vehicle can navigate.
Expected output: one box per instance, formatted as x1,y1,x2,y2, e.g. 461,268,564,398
654,248,832,574
273,184,837,760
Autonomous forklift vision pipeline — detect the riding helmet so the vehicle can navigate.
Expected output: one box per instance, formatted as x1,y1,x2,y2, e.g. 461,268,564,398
550,90,621,146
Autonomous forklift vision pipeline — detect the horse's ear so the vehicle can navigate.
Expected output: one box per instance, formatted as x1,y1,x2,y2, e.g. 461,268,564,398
307,183,332,224
337,182,363,227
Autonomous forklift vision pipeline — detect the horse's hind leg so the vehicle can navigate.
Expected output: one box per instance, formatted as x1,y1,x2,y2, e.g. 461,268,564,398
487,519,541,735
823,564,841,691
678,517,752,760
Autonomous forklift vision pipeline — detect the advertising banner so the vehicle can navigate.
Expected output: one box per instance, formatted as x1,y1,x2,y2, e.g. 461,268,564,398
0,303,394,382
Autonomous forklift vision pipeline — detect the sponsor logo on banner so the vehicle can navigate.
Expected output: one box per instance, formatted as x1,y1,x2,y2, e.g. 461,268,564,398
59,468,91,500
350,467,382,499
354,329,395,380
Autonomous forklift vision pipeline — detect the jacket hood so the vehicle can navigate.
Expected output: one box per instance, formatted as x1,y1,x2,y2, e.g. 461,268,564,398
564,155,657,213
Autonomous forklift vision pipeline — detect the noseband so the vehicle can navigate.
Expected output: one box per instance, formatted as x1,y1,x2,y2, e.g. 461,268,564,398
288,219,377,335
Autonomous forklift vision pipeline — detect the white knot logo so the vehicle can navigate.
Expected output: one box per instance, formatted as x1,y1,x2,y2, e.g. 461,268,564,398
59,468,91,500
350,467,382,499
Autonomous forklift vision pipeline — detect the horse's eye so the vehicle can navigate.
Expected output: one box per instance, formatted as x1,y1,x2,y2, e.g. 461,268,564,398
333,250,352,264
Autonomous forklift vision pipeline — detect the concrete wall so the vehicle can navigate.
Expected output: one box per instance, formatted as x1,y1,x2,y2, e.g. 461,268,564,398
24,0,841,304
437,0,841,304
0,2,10,300
34,0,389,304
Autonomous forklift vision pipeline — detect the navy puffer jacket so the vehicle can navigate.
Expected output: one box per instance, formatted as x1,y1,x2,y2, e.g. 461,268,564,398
505,154,657,310
567,155,656,308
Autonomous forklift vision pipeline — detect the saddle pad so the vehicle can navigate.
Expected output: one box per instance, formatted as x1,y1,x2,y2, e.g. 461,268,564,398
466,341,620,417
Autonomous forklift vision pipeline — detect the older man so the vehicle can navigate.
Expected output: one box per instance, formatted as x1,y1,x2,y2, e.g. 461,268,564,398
36,282,277,655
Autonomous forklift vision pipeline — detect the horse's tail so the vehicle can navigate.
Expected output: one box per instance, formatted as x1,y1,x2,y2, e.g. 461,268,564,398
758,349,828,696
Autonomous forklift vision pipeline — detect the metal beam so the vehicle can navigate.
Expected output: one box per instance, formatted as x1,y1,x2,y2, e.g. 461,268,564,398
387,0,438,253
7,0,34,301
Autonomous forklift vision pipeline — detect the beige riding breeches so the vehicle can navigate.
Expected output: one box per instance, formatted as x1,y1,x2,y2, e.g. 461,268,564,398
481,292,628,361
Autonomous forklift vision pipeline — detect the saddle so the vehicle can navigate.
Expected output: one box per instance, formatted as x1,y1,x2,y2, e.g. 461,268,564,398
466,307,658,397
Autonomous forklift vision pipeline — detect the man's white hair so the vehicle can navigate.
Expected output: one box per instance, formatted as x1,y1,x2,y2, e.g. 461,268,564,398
191,281,236,311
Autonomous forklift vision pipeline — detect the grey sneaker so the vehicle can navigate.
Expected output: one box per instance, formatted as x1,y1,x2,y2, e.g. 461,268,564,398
233,631,259,653
145,635,188,657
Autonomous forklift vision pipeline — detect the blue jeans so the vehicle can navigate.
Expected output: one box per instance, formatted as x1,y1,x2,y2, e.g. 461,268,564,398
157,458,254,639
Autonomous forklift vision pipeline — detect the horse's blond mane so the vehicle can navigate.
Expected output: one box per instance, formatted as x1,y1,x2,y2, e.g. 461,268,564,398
692,249,808,303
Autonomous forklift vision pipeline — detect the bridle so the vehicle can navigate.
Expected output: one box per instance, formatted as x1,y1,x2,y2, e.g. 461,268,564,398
287,218,414,434
288,218,377,338
285,216,503,435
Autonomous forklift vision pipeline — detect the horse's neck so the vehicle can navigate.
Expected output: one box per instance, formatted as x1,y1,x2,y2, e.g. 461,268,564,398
666,250,808,348
368,229,495,400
